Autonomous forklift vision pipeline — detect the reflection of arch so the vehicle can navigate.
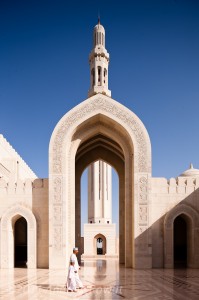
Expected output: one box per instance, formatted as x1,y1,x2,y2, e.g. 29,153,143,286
0,204,37,268
49,94,151,269
94,233,106,255
164,204,199,268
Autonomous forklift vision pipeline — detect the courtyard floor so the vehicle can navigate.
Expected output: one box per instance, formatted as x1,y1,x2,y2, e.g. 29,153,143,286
1,259,199,299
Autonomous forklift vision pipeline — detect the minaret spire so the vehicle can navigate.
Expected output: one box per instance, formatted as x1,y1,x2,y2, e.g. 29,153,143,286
88,20,111,97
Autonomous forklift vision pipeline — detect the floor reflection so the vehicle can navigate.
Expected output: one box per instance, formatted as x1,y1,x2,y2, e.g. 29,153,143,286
1,260,199,299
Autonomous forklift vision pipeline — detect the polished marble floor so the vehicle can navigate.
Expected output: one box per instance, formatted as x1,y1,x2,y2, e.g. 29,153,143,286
1,259,199,299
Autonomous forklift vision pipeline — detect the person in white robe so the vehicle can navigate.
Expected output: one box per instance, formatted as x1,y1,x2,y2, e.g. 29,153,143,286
67,259,77,292
70,247,83,289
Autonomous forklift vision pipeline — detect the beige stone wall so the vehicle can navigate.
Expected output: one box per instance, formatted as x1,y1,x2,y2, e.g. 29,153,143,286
32,179,49,268
0,177,48,269
150,176,199,268
83,223,117,257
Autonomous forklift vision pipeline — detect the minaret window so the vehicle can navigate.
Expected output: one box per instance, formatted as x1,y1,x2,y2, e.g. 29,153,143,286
104,68,107,84
98,67,101,85
91,68,95,86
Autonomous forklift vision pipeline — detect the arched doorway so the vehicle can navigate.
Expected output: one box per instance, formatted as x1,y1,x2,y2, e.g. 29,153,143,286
14,217,27,268
164,204,199,268
95,234,106,255
1,204,37,268
49,94,152,269
174,215,187,268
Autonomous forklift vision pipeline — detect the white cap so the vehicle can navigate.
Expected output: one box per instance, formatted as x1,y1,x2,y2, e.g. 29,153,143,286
73,247,78,251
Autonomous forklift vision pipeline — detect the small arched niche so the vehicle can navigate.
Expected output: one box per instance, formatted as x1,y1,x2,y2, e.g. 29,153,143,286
95,233,106,255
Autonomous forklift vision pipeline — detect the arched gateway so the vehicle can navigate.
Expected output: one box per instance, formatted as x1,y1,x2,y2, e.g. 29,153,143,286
49,94,151,269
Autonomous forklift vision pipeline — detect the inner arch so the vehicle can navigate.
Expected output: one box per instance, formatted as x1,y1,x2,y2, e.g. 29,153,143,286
75,133,125,263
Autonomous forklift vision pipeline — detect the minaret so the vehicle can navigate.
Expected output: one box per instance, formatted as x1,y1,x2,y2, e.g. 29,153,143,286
88,161,112,224
83,22,117,258
88,19,111,97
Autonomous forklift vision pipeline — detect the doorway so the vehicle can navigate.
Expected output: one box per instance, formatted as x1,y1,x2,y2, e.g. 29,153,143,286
97,238,103,254
94,234,106,255
14,217,27,268
174,215,187,268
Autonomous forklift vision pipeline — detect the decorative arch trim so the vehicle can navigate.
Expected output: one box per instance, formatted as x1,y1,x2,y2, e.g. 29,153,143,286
94,233,107,239
49,94,151,174
1,203,36,230
164,204,199,229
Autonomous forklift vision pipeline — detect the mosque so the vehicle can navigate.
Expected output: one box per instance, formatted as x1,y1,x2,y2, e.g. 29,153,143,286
0,20,199,270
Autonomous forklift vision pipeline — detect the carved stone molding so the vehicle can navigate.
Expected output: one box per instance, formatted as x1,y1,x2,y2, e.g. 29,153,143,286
51,96,151,175
164,203,199,229
52,177,63,251
138,176,148,225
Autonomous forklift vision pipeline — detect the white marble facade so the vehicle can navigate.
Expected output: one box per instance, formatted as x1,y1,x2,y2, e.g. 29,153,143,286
0,21,199,270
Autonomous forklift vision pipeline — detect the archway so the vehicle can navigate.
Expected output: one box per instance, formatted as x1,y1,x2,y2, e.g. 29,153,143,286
95,234,106,255
174,215,187,268
14,217,27,268
0,204,37,268
80,160,119,258
49,94,152,269
164,204,199,268
75,134,124,262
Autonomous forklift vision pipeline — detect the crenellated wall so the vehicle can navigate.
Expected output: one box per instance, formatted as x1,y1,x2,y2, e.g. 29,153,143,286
0,178,49,268
0,134,37,181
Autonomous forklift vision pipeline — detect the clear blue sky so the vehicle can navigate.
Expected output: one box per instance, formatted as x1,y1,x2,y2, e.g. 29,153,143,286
0,0,199,232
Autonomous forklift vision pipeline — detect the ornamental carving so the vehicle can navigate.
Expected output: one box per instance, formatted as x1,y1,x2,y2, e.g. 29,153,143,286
51,96,150,174
138,176,148,204
139,205,148,224
53,177,62,203
138,176,148,229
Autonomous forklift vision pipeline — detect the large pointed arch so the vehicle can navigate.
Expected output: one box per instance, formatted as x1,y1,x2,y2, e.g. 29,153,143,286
164,204,199,268
0,204,37,268
49,94,152,269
